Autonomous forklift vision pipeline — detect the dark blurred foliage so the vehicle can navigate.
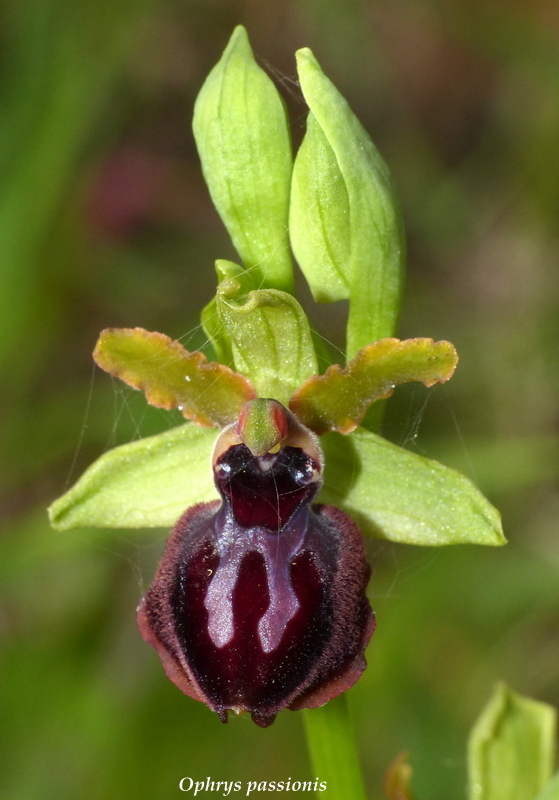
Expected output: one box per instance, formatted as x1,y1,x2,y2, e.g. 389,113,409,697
1,1,559,798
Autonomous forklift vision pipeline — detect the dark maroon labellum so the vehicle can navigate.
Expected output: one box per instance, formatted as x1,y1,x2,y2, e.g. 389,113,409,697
138,410,375,727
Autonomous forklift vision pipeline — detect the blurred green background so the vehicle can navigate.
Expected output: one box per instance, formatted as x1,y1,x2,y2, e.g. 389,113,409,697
1,1,559,798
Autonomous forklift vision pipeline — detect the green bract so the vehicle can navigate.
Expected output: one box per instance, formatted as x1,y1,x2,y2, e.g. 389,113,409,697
49,26,504,554
468,684,557,800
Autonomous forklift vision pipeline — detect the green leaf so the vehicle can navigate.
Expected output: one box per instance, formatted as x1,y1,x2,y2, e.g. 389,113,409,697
468,683,557,800
192,25,293,293
48,423,218,530
303,696,367,800
93,327,255,427
536,772,559,800
290,337,458,434
319,427,505,546
292,48,405,358
216,278,318,404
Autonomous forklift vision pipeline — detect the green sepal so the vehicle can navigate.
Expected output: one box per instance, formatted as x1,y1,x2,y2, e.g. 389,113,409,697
193,25,294,293
290,337,458,435
48,424,219,530
468,683,557,800
290,112,350,303
319,428,505,546
49,403,505,545
216,278,318,404
292,48,405,358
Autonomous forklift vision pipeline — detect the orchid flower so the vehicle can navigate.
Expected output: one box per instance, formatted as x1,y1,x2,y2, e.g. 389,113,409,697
49,27,503,728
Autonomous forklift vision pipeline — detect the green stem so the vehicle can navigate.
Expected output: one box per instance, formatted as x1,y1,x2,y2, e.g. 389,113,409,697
303,695,368,800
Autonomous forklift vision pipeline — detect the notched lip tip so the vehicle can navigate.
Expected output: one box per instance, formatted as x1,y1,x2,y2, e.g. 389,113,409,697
216,704,276,728
251,711,277,728
217,706,262,725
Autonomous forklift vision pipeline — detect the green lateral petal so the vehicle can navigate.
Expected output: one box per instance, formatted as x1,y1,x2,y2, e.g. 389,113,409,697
93,327,255,427
292,48,405,358
48,424,219,530
319,428,505,546
468,683,557,800
216,278,318,404
290,338,458,434
193,26,294,293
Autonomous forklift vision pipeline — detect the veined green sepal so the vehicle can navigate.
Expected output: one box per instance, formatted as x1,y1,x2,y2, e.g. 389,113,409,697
291,48,405,359
320,428,505,546
48,424,218,530
216,278,318,404
193,26,294,292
